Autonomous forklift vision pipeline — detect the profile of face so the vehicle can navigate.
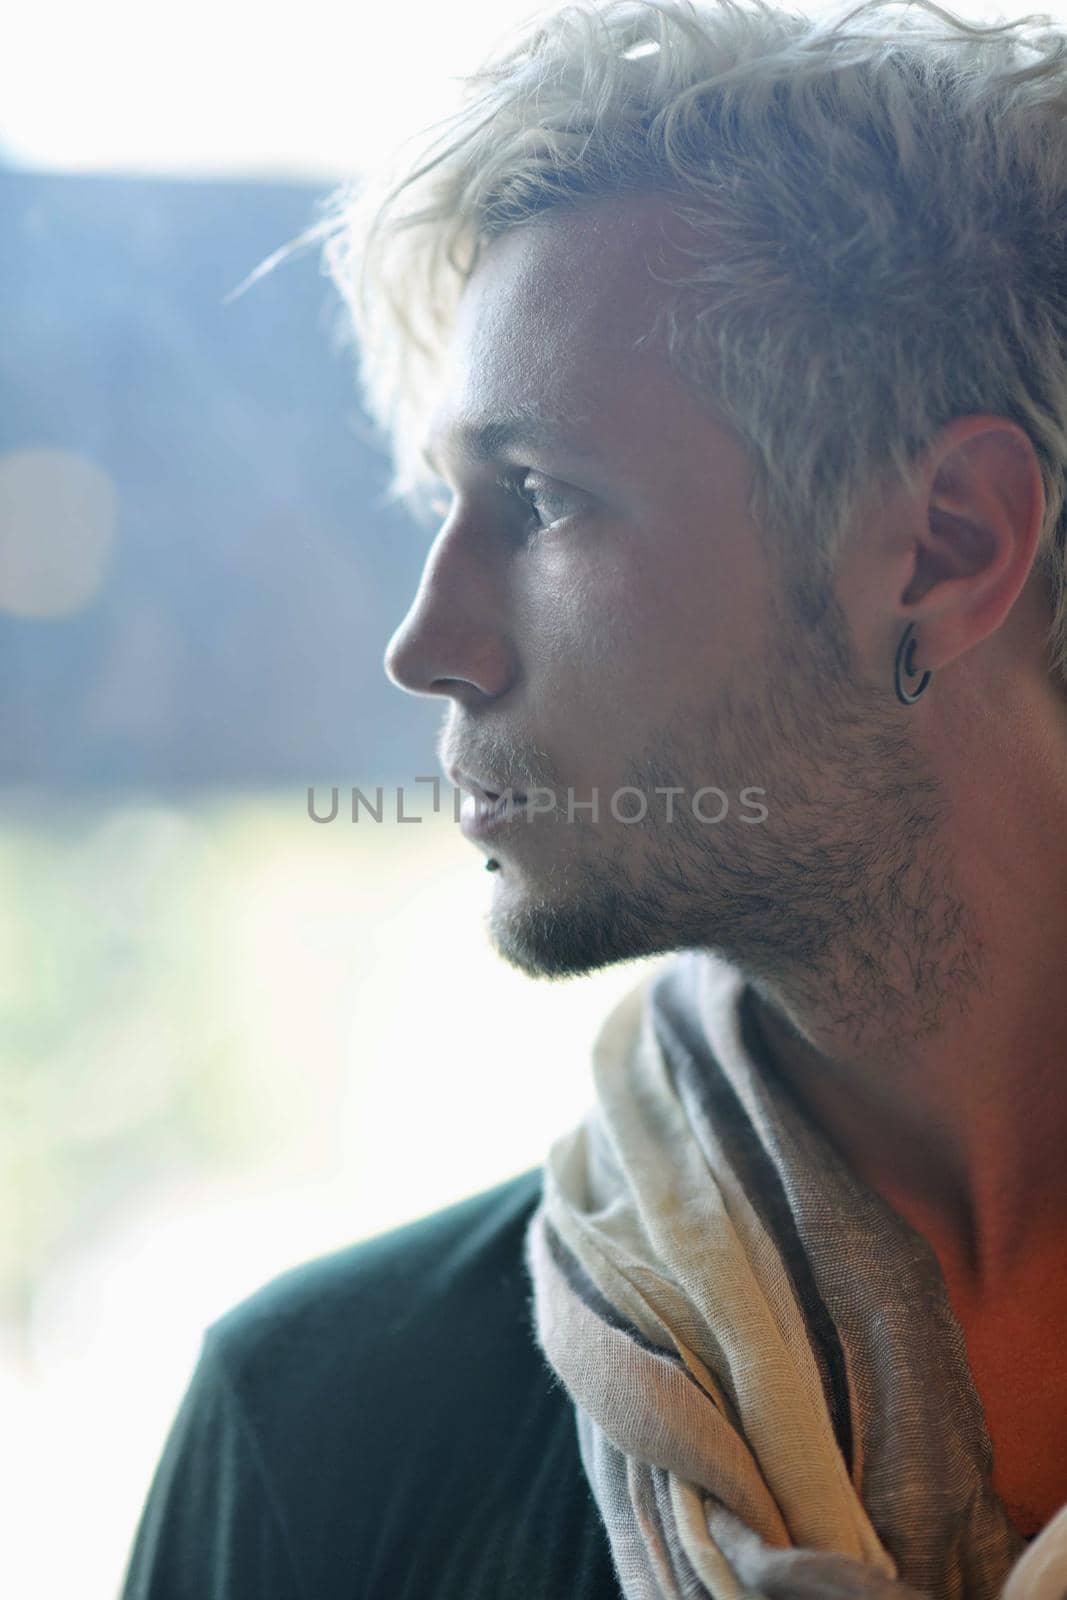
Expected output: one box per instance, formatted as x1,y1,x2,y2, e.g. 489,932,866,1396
384,197,941,1001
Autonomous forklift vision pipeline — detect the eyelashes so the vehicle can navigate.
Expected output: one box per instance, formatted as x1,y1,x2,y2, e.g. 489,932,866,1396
430,472,574,534
494,471,547,526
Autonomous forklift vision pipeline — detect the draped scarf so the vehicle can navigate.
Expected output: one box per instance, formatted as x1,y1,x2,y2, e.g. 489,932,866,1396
523,950,1067,1599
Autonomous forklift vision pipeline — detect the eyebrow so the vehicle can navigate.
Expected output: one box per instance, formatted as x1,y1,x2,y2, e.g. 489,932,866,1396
420,407,597,476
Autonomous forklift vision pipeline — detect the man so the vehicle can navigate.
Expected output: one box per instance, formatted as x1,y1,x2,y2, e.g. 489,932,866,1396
122,1,1067,1595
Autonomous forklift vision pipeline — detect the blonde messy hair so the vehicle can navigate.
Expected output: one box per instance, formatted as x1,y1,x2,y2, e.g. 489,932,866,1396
318,0,1067,674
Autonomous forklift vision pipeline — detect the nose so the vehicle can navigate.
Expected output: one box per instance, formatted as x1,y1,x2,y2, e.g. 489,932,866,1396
383,512,516,701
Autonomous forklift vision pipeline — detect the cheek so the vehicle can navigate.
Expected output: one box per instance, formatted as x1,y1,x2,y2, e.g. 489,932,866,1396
517,544,648,686
631,516,772,689
511,550,614,675
513,541,700,736
514,513,766,714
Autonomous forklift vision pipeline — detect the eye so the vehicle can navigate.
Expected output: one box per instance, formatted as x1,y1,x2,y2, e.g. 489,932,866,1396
426,472,579,535
495,471,572,533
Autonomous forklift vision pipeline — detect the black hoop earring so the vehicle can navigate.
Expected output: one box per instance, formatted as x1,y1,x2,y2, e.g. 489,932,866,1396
894,622,933,705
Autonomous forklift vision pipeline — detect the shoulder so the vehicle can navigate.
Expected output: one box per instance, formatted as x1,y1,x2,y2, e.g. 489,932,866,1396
205,1164,545,1395
124,1166,619,1599
201,1167,556,1557
200,1165,598,1595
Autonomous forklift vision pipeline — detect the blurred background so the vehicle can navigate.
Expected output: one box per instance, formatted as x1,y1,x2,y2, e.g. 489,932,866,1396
1,1,1031,1595
0,3,672,1594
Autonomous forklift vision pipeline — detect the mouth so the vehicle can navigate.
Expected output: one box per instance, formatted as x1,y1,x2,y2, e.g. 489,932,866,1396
457,787,529,841
477,784,527,806
444,763,533,845
446,764,527,808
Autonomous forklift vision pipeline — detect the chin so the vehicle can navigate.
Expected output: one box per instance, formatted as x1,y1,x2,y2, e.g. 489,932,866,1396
485,872,668,982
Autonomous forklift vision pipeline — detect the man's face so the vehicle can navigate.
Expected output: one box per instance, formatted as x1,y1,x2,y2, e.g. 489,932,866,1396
384,197,934,993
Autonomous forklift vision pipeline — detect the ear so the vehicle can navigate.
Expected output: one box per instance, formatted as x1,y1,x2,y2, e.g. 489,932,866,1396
898,416,1045,674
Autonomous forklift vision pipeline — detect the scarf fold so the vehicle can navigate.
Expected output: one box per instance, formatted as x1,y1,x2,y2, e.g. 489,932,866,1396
523,950,1067,1600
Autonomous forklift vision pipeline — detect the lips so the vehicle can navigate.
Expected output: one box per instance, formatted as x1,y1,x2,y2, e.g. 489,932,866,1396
447,764,527,806
458,788,529,842
479,785,527,805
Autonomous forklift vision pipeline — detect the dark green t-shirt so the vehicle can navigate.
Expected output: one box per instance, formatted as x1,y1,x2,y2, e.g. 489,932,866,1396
121,1166,621,1599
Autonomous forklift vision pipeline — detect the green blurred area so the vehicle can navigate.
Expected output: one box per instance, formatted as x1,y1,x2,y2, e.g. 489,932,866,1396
2,783,653,1600
2,790,409,1351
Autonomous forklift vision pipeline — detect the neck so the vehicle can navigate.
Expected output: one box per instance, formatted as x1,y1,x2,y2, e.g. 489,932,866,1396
746,687,1067,1309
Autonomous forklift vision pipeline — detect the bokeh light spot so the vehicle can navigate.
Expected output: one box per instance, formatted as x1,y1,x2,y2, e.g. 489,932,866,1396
0,449,117,619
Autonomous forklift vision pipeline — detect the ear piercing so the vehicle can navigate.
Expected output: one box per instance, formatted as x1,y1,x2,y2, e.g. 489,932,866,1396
894,621,933,705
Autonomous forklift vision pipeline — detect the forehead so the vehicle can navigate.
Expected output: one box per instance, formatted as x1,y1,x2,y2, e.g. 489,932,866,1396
428,196,691,465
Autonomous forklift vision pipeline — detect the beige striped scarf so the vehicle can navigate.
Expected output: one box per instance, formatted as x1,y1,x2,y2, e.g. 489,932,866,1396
524,950,1067,1599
